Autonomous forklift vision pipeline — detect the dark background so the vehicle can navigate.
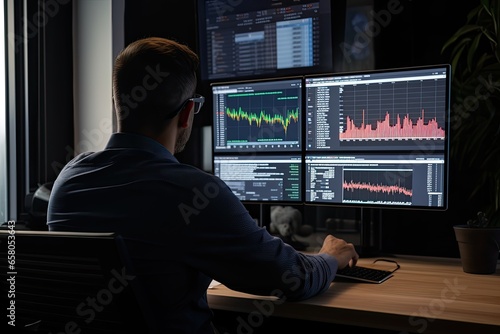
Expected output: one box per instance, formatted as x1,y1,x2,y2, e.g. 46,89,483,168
123,0,477,258
22,0,484,259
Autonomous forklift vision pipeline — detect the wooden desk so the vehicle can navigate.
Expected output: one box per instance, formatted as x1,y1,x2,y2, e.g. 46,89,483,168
207,255,500,334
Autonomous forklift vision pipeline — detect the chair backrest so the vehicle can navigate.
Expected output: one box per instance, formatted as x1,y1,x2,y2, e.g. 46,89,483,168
0,229,149,333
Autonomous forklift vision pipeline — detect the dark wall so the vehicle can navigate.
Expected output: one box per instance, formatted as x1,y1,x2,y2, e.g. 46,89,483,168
20,0,74,223
372,0,470,69
123,0,208,168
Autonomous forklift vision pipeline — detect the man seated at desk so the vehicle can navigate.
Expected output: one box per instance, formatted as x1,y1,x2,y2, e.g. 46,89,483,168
47,36,359,334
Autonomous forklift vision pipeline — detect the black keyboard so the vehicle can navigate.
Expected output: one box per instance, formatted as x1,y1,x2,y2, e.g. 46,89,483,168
335,265,394,283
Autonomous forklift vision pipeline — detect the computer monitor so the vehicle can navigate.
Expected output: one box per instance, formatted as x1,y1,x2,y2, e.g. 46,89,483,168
213,154,302,202
211,76,303,203
212,76,303,153
304,64,451,210
196,0,342,82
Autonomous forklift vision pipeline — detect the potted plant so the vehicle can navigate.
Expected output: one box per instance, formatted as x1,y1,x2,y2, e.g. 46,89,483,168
453,212,500,274
442,0,500,273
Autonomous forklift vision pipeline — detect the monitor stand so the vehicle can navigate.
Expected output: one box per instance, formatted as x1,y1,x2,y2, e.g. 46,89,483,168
251,204,383,255
358,208,382,257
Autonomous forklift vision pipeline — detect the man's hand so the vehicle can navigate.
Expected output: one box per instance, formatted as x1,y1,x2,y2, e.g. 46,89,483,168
318,234,359,269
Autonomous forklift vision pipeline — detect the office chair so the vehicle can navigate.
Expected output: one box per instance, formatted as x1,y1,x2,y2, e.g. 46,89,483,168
0,230,150,333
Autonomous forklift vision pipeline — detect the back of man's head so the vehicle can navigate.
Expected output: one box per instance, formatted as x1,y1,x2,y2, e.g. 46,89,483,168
112,37,199,133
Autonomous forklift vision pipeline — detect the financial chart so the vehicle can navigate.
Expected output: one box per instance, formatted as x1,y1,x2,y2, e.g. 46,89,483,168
213,78,302,152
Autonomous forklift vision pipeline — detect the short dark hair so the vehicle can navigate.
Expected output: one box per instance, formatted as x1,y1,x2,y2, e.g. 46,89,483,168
112,37,199,132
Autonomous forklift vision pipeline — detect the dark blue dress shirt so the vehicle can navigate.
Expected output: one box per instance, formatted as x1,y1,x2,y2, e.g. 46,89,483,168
47,132,337,333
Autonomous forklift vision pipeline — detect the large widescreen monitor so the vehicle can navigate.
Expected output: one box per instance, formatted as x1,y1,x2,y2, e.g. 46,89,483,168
210,64,451,209
304,64,451,209
196,0,341,82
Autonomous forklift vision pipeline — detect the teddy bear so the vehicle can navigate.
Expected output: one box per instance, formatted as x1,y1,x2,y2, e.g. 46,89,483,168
269,205,313,250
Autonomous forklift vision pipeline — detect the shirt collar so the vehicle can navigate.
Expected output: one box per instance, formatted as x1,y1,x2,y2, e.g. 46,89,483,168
105,132,178,162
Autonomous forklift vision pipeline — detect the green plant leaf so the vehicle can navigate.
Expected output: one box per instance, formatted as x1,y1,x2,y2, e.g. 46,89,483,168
442,25,481,53
467,35,482,69
444,0,500,227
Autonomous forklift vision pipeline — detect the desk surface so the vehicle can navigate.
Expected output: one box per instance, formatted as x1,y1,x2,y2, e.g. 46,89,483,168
207,255,500,334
